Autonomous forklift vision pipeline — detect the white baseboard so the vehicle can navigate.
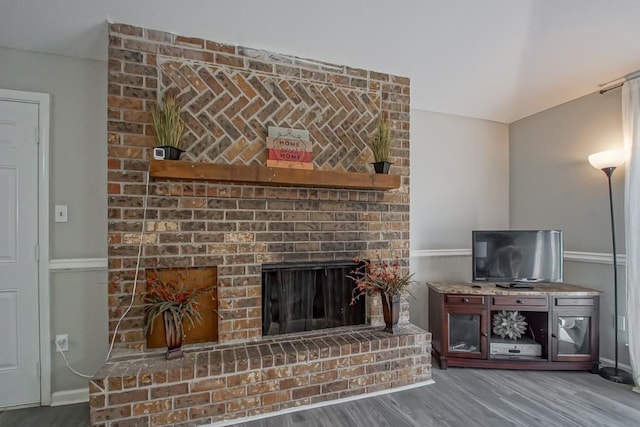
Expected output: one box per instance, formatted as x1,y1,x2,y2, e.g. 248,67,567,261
205,379,435,427
599,357,632,372
50,388,89,406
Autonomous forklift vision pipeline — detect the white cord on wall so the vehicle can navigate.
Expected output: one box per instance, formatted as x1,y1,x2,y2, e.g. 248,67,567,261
55,170,151,384
103,169,150,361
55,340,94,379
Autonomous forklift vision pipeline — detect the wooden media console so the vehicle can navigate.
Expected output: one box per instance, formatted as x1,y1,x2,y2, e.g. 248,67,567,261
428,282,601,372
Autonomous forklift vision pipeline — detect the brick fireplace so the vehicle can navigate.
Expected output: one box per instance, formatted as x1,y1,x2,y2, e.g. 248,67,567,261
92,23,431,426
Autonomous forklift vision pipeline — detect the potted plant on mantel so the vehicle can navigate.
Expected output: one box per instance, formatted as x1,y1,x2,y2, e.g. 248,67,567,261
151,94,186,160
348,255,415,333
369,117,393,174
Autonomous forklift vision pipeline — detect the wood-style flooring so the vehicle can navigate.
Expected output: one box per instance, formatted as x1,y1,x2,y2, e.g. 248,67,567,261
1,368,638,427
232,368,640,427
0,403,89,427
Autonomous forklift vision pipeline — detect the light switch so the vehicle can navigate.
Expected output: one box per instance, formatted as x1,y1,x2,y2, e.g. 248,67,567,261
55,205,68,223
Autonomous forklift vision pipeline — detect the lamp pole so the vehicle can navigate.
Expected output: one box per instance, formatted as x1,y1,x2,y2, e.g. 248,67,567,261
589,150,633,384
603,167,621,373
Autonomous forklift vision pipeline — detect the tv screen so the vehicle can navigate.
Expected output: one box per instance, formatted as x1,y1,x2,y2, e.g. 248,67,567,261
472,230,563,283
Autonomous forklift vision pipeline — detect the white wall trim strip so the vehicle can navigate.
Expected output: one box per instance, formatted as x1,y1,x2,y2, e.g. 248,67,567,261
206,379,435,427
410,249,626,266
410,249,472,258
49,258,108,271
53,252,624,270
50,388,89,406
563,251,626,266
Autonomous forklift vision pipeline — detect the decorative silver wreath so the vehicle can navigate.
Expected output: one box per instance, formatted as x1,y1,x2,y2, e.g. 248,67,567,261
492,310,527,340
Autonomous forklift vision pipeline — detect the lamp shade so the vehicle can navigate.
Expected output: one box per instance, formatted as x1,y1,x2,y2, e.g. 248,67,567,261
588,149,626,170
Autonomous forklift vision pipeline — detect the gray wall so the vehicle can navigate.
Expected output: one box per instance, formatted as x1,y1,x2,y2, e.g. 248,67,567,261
410,110,510,250
409,109,510,329
510,90,629,365
509,90,625,252
0,46,108,393
409,256,472,330
50,270,108,392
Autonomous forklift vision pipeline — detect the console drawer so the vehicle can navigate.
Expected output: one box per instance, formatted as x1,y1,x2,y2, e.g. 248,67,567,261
492,296,548,308
554,297,595,306
445,294,485,305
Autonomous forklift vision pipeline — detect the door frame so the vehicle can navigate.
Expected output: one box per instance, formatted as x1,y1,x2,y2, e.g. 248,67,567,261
0,88,51,406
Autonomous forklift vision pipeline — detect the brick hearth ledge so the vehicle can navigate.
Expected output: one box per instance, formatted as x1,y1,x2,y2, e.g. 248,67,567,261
89,324,431,426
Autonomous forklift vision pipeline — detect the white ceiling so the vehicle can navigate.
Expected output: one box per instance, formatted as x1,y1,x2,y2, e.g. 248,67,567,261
2,0,640,123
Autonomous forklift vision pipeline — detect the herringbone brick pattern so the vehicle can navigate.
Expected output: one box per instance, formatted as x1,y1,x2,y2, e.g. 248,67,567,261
159,59,381,172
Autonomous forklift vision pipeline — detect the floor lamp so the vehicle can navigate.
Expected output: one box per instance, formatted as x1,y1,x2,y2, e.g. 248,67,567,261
588,149,634,384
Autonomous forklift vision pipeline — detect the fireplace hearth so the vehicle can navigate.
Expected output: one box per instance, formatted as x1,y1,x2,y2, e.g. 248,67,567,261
262,260,365,336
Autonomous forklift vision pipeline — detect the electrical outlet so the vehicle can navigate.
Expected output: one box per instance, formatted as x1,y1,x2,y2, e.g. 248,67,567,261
55,334,69,352
54,205,68,223
617,315,626,332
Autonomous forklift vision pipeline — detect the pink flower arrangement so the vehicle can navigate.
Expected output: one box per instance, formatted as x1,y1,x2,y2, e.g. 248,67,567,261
348,255,415,305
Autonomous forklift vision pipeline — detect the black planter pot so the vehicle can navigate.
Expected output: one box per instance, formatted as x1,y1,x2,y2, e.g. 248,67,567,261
158,146,184,160
372,161,392,174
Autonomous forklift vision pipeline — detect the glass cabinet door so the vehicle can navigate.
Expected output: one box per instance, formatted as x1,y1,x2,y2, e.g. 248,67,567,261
448,313,482,354
556,315,591,356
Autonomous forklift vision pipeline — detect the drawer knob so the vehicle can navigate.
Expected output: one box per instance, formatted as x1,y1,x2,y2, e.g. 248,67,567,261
516,299,523,304
481,332,488,337
551,333,557,338
463,297,469,303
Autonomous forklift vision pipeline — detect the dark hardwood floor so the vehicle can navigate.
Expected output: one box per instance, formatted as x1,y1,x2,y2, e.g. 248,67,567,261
232,368,640,427
0,403,89,427
1,367,638,427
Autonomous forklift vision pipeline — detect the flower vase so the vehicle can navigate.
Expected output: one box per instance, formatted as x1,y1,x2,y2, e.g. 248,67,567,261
380,293,400,333
163,311,184,360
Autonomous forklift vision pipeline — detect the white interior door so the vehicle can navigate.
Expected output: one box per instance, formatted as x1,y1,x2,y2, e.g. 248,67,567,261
0,98,41,407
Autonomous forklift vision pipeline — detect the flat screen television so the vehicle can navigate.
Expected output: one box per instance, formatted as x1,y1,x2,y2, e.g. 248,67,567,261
472,230,563,283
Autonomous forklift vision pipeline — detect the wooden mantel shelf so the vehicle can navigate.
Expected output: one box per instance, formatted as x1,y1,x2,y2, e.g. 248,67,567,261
149,160,401,190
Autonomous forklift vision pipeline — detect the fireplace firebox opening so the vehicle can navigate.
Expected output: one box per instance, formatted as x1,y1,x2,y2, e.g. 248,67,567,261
262,260,366,336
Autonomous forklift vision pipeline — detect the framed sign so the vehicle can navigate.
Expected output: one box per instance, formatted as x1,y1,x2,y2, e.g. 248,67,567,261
266,127,313,170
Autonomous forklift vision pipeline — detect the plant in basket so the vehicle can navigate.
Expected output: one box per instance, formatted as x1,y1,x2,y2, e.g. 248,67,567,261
347,255,415,333
143,270,217,359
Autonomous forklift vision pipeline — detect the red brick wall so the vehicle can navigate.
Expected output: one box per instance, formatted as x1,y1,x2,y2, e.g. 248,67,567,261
107,23,411,351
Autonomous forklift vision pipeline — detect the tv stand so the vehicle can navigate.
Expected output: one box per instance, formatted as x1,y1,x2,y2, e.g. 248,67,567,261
428,282,601,372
